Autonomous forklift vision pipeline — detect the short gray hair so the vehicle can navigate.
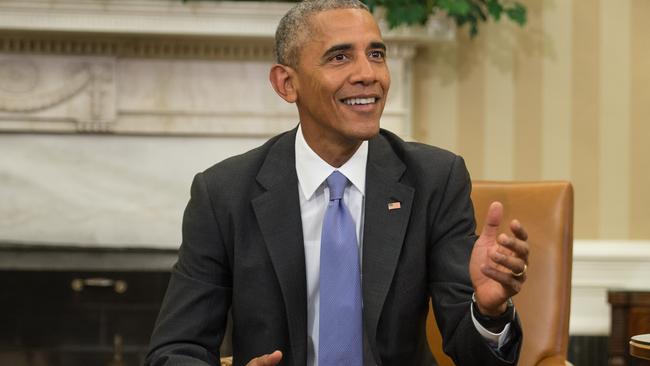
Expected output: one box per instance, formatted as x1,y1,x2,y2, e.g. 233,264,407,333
275,0,370,67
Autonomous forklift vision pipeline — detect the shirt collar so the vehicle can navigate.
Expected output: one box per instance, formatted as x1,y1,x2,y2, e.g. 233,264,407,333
295,124,368,201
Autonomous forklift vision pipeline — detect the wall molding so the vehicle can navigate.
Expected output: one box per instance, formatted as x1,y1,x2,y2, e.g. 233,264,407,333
570,239,650,335
0,34,277,60
0,60,91,112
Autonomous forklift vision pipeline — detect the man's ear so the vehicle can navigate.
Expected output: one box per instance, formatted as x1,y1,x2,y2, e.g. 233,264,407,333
269,64,298,103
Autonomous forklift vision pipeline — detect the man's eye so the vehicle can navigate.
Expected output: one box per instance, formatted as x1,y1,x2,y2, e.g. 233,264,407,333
331,54,348,62
369,50,385,59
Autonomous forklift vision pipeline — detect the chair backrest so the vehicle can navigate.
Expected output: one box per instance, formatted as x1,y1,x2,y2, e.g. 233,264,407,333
427,181,574,366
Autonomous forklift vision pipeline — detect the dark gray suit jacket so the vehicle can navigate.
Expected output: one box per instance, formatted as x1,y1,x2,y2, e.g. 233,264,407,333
146,128,521,366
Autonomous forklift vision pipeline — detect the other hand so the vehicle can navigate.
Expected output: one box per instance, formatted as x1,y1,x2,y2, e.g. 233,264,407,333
469,201,529,316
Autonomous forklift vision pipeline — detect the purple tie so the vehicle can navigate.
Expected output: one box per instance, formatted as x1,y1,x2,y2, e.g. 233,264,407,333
319,171,363,366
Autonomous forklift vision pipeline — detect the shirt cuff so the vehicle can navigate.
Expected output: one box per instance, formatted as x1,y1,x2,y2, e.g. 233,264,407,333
470,302,514,349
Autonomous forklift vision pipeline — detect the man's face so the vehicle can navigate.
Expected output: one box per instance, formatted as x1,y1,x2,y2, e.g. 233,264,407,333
293,8,390,148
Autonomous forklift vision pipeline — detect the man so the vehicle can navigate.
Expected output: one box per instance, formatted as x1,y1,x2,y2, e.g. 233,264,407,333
146,1,529,365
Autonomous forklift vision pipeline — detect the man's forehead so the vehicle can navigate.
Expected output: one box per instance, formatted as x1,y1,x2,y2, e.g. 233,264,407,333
308,8,381,35
307,8,384,47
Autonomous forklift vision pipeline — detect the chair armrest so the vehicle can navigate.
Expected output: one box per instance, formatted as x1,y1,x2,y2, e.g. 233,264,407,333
535,355,573,366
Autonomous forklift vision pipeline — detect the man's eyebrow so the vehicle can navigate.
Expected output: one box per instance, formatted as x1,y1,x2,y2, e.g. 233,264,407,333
322,43,353,59
369,42,387,51
321,41,386,59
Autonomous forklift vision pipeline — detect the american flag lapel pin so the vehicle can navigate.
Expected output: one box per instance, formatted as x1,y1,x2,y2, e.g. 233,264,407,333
388,201,401,211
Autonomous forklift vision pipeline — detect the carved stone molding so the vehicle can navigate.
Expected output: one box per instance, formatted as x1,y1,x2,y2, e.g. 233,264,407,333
0,34,276,61
0,59,90,112
0,58,39,93
0,56,116,132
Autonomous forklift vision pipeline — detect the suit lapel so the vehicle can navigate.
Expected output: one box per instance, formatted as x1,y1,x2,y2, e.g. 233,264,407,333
251,129,308,365
362,133,414,357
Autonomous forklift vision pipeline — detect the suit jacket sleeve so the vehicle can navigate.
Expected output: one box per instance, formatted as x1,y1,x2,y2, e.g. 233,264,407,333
145,172,232,366
428,155,522,365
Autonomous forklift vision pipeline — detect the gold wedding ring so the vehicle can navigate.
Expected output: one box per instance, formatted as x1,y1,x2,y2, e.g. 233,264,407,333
512,264,527,277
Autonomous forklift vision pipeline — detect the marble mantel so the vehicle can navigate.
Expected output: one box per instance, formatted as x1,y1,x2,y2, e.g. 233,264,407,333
0,0,453,136
0,0,452,248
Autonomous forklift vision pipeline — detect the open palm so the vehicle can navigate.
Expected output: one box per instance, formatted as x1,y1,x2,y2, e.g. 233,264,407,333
469,202,529,315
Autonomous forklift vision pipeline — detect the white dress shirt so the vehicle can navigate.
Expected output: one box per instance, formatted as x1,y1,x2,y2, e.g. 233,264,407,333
294,125,510,366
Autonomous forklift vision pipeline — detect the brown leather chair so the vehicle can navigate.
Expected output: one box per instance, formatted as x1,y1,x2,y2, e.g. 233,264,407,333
427,181,574,366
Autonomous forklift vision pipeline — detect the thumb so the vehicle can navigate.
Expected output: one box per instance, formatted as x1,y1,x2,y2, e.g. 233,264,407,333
260,350,283,365
479,201,503,240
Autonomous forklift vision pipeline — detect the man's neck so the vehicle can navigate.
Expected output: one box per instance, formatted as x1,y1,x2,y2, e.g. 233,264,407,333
300,127,362,168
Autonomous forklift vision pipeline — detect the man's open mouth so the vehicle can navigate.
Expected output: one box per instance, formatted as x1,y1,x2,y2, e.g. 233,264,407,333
341,97,378,106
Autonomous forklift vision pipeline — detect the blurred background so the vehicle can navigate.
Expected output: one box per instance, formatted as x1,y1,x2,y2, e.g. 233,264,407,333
0,0,648,365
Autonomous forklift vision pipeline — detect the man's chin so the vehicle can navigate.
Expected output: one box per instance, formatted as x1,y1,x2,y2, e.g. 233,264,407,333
335,128,379,149
354,123,381,141
359,130,380,142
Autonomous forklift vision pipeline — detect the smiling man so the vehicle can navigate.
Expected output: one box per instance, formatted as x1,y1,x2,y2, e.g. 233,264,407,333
146,1,529,366
270,5,389,168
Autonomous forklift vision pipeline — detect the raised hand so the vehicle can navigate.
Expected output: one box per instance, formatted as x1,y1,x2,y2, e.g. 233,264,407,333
469,202,529,316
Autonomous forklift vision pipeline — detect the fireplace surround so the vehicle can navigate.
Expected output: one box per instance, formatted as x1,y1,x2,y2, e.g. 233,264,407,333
0,0,450,249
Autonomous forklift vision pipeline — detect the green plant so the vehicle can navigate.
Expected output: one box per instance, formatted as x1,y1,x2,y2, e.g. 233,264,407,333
186,0,527,37
366,0,526,36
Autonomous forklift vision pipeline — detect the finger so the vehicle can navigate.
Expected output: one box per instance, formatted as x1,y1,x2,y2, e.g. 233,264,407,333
261,351,283,366
497,233,529,262
510,219,528,241
480,201,503,239
247,351,283,366
480,265,524,293
489,248,527,276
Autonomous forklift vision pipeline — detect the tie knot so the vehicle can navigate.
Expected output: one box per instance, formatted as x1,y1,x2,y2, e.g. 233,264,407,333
326,171,349,201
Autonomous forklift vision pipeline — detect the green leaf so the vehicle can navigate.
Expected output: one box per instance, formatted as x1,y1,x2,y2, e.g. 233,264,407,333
506,3,527,26
470,22,479,37
406,2,429,24
438,0,472,16
486,0,503,21
364,0,378,12
471,2,487,22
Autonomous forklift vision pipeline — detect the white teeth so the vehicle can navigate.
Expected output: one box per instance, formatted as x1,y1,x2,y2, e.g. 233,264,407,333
343,97,376,105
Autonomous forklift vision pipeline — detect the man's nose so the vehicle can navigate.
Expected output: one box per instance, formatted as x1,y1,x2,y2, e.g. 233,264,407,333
349,56,377,85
